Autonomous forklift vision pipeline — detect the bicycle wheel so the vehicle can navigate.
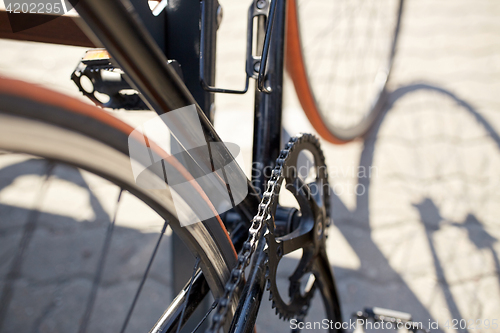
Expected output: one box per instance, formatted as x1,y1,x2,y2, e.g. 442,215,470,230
286,0,404,143
0,77,239,332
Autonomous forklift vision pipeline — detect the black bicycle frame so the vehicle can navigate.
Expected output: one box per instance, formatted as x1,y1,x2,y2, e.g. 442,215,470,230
73,0,286,331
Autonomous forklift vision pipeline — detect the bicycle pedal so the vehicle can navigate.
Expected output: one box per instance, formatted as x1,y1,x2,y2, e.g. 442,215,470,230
362,307,412,321
353,307,428,333
71,49,148,110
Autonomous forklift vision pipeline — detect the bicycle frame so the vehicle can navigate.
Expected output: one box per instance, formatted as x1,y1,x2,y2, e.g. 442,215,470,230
73,0,286,332
74,0,288,214
0,0,289,330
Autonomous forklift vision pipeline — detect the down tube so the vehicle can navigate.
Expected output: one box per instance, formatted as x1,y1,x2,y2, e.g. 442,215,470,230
73,0,260,223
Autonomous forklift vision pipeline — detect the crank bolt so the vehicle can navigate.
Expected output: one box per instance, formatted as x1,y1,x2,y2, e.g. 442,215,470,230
216,5,223,29
256,0,267,10
253,61,261,73
316,220,323,239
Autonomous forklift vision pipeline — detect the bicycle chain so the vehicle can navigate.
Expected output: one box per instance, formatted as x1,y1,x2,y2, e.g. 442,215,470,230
207,133,328,332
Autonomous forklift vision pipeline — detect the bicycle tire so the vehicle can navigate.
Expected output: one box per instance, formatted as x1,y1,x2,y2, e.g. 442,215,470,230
0,77,239,332
286,0,404,143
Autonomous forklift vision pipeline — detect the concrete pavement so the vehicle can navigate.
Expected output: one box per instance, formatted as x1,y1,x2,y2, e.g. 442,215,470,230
0,0,499,332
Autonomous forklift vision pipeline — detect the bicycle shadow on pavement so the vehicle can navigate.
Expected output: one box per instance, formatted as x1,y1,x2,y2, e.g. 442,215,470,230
0,158,171,333
329,82,500,332
413,198,499,333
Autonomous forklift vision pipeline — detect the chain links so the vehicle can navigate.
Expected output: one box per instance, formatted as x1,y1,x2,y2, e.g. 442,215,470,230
265,132,331,321
206,135,305,333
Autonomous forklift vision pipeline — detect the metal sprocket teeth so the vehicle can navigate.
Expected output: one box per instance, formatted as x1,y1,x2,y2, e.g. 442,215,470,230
263,134,330,321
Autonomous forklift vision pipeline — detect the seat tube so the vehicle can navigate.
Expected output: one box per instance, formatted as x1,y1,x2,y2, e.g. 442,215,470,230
252,0,287,193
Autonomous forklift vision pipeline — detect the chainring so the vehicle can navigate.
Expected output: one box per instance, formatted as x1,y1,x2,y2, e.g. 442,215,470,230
264,133,331,320
206,134,331,332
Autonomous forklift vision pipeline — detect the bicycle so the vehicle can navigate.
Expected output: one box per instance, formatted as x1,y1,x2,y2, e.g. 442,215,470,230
0,0,404,332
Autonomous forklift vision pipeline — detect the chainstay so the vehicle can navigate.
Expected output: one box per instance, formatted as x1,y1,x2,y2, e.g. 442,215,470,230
206,133,328,332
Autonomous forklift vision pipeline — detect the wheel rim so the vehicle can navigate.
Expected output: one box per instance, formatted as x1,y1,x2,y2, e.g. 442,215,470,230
0,111,238,332
286,0,404,142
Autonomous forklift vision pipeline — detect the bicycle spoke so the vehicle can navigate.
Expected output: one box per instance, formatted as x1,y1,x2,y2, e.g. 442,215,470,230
0,87,240,333
190,300,217,333
294,0,402,139
0,161,55,331
149,269,210,333
120,220,169,333
78,188,123,333
176,257,201,333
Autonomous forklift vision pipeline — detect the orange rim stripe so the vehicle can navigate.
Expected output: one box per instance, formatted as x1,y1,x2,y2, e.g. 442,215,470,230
285,0,349,145
0,76,237,258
